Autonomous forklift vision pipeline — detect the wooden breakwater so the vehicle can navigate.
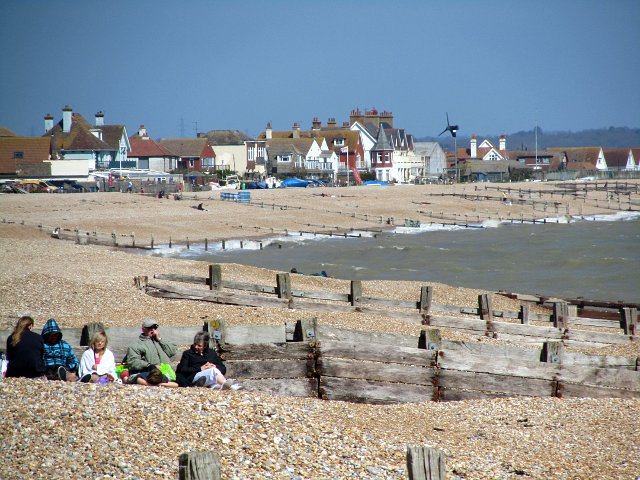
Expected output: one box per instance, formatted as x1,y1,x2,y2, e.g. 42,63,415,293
140,265,638,347
2,319,638,404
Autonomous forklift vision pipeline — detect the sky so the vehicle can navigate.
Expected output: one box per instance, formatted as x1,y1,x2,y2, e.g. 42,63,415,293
1,0,639,140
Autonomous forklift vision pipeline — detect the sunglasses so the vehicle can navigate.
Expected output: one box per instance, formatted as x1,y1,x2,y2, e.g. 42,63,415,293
145,325,159,330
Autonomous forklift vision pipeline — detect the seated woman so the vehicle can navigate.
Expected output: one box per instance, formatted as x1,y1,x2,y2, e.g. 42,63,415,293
5,316,45,378
176,331,239,390
78,331,117,383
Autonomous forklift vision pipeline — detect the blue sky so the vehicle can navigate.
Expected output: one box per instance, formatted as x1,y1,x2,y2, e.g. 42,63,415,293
1,0,639,140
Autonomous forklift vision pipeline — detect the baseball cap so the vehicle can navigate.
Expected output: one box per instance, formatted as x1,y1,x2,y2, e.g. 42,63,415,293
142,319,159,328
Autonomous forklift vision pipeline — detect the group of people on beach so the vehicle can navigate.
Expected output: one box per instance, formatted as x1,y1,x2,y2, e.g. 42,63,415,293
3,316,241,391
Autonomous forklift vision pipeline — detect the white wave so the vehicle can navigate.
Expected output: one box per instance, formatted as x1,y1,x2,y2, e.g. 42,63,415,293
481,219,502,228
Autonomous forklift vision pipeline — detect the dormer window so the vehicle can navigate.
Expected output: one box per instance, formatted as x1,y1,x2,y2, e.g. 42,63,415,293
13,151,24,159
334,138,345,146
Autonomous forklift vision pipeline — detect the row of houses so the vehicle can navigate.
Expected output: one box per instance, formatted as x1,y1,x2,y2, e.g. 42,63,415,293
451,134,640,182
1,105,638,183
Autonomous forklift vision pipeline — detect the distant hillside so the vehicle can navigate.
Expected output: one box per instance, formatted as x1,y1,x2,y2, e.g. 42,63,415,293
417,127,640,151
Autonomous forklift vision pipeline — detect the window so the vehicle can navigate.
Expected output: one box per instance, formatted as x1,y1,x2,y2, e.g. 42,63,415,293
334,138,344,146
13,151,24,159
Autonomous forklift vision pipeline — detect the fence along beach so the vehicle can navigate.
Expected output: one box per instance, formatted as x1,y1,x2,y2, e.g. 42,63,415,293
1,180,639,479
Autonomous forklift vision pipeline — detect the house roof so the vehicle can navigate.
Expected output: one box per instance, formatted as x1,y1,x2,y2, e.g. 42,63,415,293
159,138,209,157
311,129,359,154
0,137,51,174
98,125,127,150
632,149,640,166
45,113,112,155
265,138,314,156
603,148,631,168
548,147,601,163
202,130,253,145
372,126,393,151
565,161,596,171
0,127,16,137
129,135,176,158
462,160,519,174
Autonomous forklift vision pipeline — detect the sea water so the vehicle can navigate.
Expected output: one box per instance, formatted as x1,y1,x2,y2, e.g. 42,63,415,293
147,214,640,303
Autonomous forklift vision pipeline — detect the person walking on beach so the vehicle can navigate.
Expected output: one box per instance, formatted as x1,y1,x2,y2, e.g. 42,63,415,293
41,318,79,382
78,330,117,383
123,319,177,384
176,331,239,389
127,180,133,193
5,316,45,378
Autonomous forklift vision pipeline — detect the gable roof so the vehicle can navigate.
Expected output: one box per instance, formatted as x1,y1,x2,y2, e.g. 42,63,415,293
602,148,631,168
98,125,128,150
0,137,51,174
202,130,253,145
265,138,314,156
129,135,177,158
547,147,601,163
310,129,359,154
0,127,16,137
159,138,209,157
45,113,111,156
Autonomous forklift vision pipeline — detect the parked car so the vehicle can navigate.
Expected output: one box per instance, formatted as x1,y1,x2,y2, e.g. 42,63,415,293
46,180,86,193
14,180,59,193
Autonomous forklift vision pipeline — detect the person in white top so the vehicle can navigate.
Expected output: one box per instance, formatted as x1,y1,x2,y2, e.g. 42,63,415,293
79,331,117,383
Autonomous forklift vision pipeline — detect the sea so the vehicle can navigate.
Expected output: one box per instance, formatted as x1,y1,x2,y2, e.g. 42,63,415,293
145,212,640,304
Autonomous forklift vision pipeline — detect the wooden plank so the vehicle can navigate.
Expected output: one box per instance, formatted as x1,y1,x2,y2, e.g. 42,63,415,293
564,329,636,345
319,340,436,366
316,325,420,348
563,351,637,369
223,325,286,345
433,387,512,402
440,339,542,363
558,365,640,391
238,378,318,398
436,369,556,397
319,377,432,404
222,342,312,360
317,357,432,385
225,359,311,379
559,382,640,399
437,353,559,381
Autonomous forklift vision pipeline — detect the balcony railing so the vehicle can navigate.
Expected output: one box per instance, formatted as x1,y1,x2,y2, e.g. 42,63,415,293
305,161,334,170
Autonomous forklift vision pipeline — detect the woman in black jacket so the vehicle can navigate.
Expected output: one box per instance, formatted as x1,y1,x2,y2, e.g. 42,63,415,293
6,316,45,378
176,331,230,388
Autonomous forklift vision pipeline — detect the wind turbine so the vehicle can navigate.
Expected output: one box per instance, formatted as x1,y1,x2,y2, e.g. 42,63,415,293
439,113,460,182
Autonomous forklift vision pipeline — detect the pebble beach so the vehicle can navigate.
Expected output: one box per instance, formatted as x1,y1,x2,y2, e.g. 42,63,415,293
1,181,639,479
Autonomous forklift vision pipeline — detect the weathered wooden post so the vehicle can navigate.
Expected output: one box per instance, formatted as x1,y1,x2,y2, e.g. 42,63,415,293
276,273,292,300
178,451,221,480
419,286,433,315
209,264,222,291
80,322,106,346
207,319,225,348
542,341,564,364
151,235,154,249
204,238,208,251
350,280,362,306
553,301,569,329
296,316,317,342
418,329,441,351
406,445,446,480
519,304,530,325
621,307,637,336
478,294,495,337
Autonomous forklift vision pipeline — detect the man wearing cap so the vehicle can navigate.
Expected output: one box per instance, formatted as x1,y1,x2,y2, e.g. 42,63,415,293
124,319,177,378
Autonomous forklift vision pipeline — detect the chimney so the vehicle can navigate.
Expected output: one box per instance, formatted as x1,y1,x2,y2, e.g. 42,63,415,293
470,134,477,157
265,122,272,139
95,111,105,126
44,113,54,133
292,122,300,138
327,117,336,128
343,121,350,128
499,134,506,151
138,125,148,138
311,117,321,131
62,105,73,133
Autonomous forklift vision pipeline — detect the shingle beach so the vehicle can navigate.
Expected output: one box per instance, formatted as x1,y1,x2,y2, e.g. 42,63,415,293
1,181,639,479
